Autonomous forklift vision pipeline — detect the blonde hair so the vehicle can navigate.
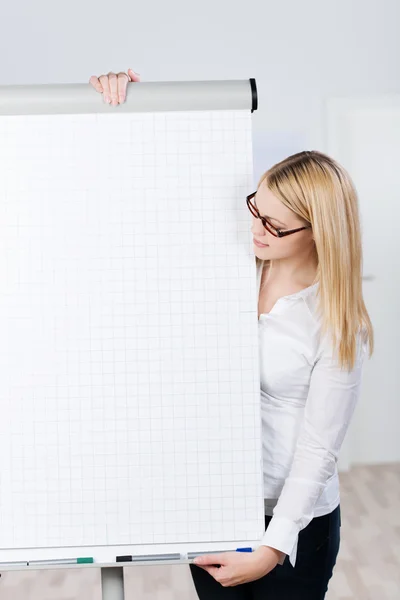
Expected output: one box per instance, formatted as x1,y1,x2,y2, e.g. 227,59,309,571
258,150,373,369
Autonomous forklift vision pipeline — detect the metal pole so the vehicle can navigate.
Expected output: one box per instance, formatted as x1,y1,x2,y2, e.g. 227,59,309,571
101,567,124,600
0,79,257,115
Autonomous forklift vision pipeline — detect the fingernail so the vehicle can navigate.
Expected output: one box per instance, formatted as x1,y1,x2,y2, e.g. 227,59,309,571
104,95,110,104
119,95,126,103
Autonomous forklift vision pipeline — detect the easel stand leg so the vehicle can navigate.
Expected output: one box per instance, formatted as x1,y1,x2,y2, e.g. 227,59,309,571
101,567,124,600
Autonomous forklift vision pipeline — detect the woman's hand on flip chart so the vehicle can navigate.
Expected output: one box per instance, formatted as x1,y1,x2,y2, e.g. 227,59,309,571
89,68,141,105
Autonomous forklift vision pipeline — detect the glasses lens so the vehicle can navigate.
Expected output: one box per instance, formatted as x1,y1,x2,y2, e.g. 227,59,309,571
260,218,279,237
247,197,258,218
247,195,279,237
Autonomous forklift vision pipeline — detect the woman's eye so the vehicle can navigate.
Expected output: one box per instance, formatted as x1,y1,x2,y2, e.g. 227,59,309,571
267,221,279,231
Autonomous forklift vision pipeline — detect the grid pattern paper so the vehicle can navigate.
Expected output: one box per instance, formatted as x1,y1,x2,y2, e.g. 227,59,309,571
0,110,263,559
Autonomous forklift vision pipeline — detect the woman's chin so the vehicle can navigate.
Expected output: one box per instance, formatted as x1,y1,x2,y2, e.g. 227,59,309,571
253,245,271,260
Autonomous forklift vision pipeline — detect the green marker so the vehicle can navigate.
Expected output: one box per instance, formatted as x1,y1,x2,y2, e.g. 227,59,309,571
28,557,94,566
77,557,94,564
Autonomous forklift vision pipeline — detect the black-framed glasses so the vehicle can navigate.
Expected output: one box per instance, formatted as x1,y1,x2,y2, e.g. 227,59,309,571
246,192,311,238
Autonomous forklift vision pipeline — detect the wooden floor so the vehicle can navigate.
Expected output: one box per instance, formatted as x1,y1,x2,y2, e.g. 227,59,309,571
327,463,400,600
0,464,398,599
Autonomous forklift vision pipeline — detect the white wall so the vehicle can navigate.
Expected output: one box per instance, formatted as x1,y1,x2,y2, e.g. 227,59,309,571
2,0,400,465
328,97,400,468
2,0,400,173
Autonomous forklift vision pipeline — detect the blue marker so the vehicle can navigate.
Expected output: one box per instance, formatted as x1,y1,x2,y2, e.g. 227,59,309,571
236,547,253,553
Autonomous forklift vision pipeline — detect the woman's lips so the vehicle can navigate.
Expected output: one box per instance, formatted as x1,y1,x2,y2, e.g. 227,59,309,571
253,238,269,248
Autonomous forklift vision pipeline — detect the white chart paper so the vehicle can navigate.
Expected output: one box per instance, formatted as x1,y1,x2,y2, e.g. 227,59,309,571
0,110,263,561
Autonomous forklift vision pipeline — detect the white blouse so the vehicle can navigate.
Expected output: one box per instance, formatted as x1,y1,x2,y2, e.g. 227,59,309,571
256,261,366,567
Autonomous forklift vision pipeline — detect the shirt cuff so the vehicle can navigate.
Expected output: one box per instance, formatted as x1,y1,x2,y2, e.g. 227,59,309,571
260,516,300,567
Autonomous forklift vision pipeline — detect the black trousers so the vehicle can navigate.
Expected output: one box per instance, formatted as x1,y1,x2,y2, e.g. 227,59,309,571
190,505,341,600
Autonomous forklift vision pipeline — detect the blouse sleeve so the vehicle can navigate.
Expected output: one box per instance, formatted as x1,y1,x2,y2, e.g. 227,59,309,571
260,335,367,567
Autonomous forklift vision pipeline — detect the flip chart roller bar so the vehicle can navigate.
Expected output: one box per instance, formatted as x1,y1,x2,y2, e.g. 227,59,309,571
0,79,258,115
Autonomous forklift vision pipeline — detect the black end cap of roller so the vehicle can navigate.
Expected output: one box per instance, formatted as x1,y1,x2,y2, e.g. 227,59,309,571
250,78,258,113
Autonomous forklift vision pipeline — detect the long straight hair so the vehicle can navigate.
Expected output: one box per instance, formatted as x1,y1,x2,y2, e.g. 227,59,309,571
258,150,373,369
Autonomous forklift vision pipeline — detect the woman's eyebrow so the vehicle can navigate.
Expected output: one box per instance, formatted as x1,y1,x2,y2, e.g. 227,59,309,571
265,215,287,227
254,199,287,227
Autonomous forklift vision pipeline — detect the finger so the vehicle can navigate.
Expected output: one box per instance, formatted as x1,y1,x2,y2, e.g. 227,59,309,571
193,554,221,567
194,553,225,566
199,565,221,579
89,76,103,93
98,74,111,104
108,72,119,106
196,564,238,587
128,68,141,82
117,72,129,104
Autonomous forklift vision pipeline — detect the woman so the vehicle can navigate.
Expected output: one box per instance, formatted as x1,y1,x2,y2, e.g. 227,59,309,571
90,70,373,599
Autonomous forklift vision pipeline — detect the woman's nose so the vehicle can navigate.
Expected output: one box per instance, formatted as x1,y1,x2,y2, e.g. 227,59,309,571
251,219,267,237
